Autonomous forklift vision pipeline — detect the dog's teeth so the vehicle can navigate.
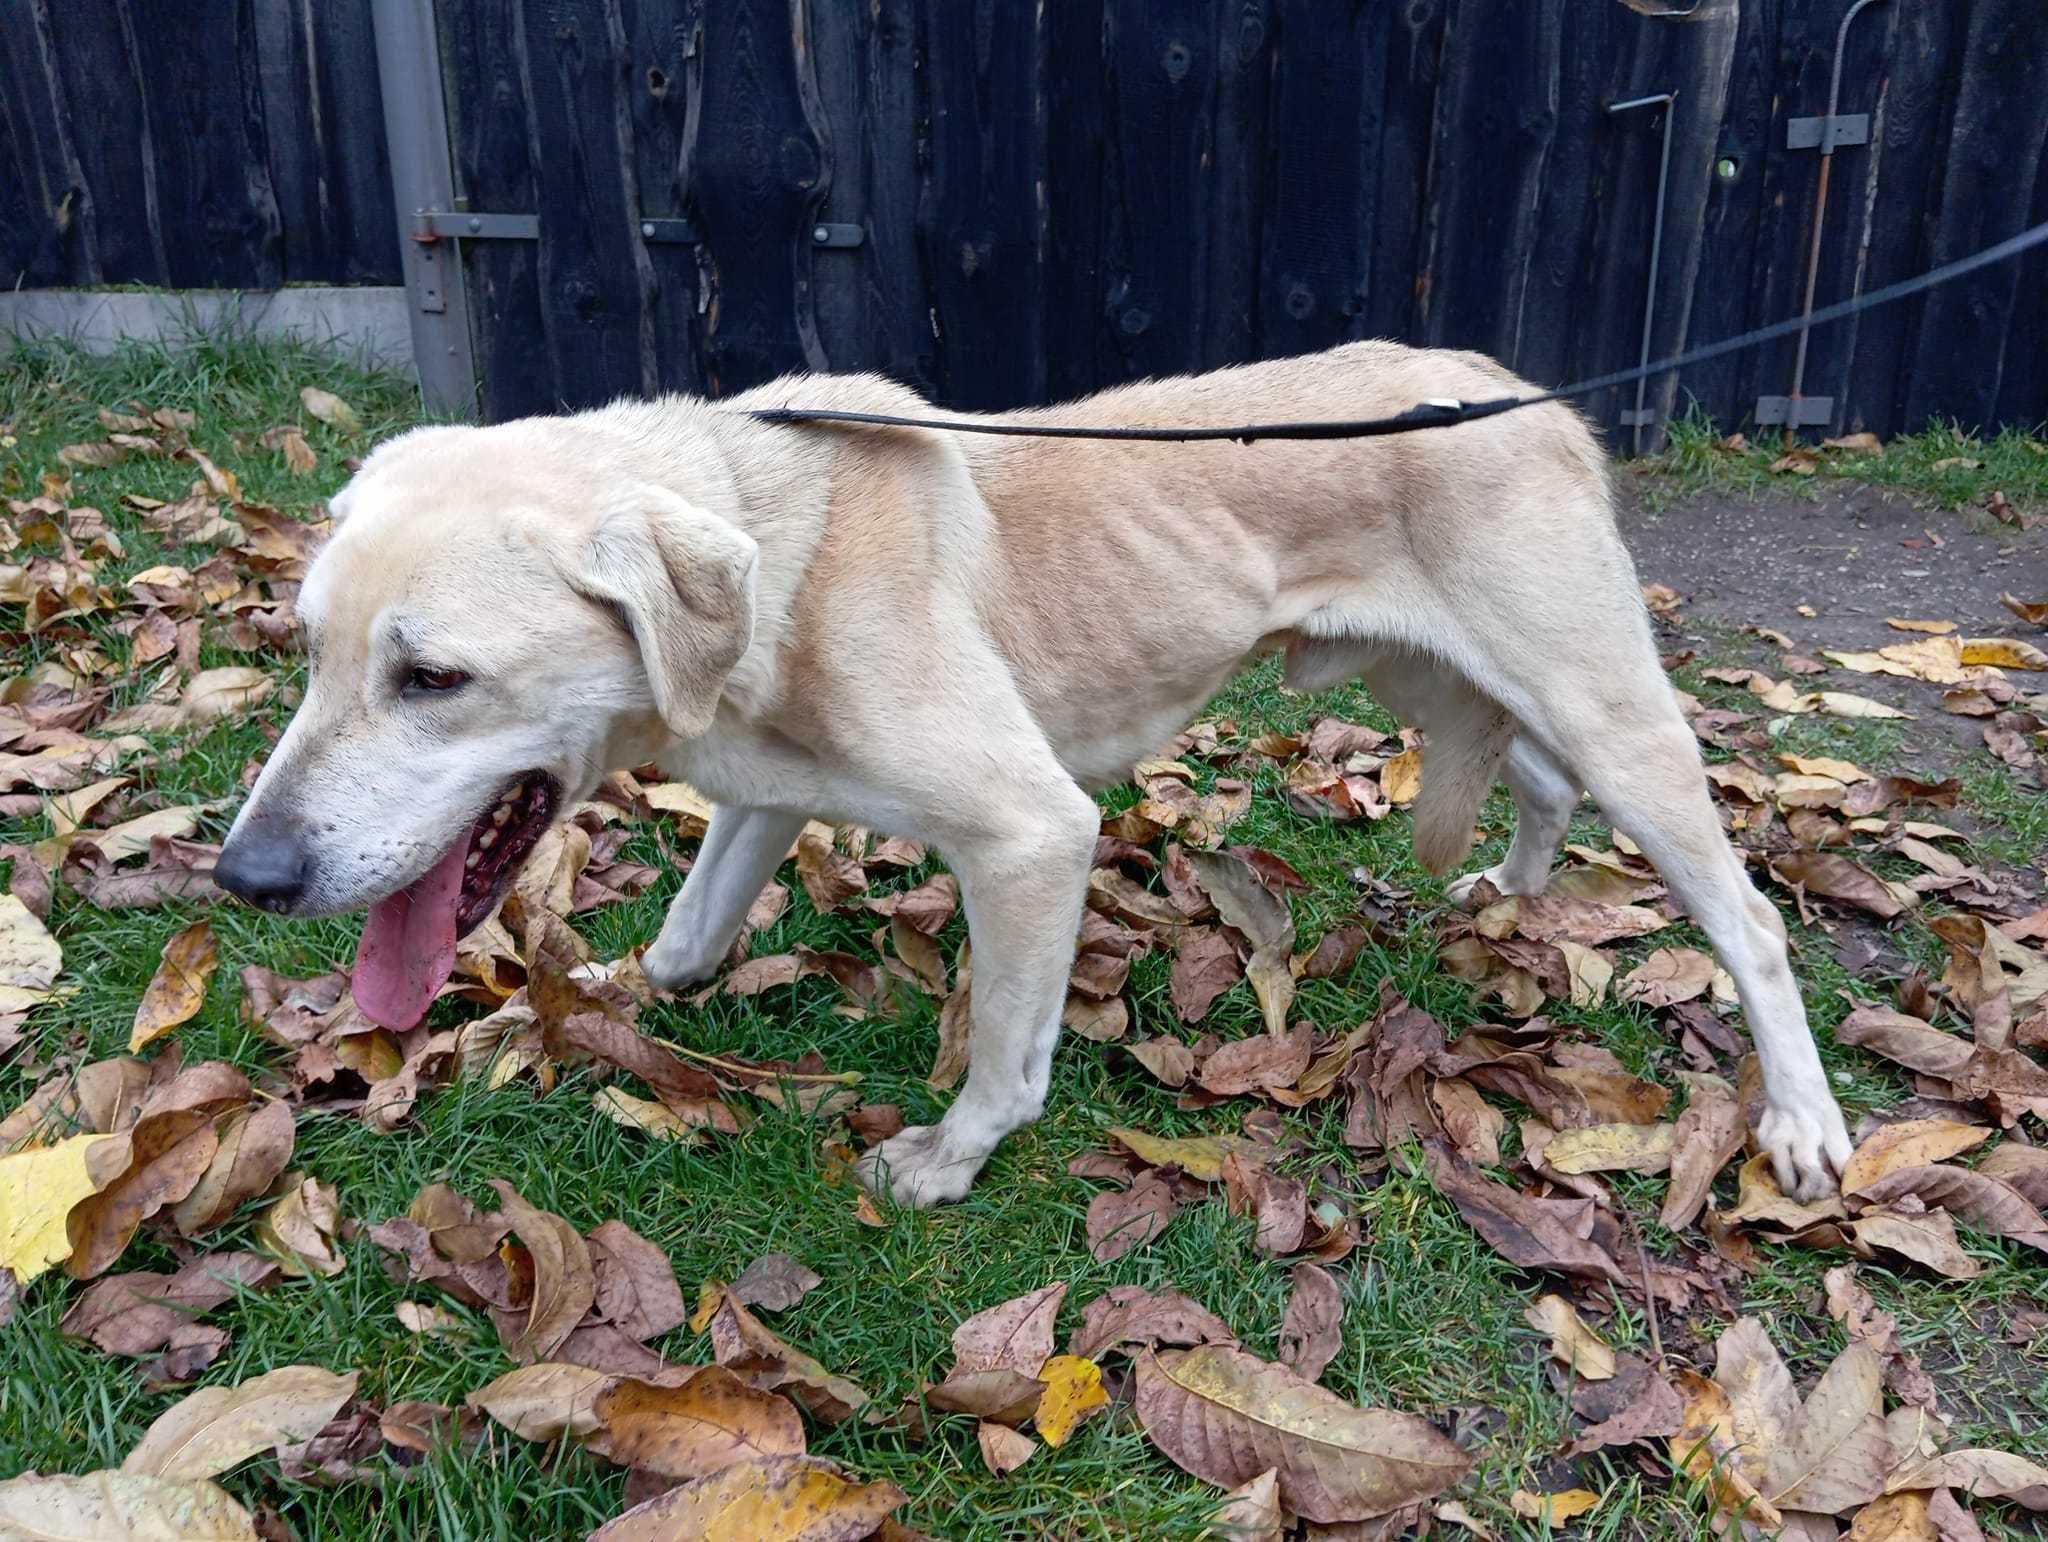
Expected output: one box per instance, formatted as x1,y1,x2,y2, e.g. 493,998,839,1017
477,828,497,850
465,852,480,870
491,804,512,827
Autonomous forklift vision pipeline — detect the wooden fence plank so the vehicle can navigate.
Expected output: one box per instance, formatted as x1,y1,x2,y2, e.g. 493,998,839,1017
515,0,658,408
1901,0,2048,435
1255,0,1379,363
440,0,554,419
252,0,398,285
805,0,927,386
1681,0,1782,428
681,0,831,394
618,0,707,396
917,0,1051,408
1043,0,1112,402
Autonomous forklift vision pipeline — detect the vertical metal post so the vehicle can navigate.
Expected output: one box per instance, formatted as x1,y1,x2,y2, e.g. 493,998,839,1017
370,0,477,417
1607,91,1678,458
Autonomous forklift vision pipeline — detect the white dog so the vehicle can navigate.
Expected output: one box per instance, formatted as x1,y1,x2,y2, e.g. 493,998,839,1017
215,341,1853,1205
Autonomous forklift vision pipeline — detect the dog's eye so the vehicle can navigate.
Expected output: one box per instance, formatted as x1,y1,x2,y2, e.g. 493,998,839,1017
405,665,469,694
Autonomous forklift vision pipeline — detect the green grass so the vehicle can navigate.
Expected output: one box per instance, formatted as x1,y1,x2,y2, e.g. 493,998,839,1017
1633,403,2048,515
3,337,2045,1540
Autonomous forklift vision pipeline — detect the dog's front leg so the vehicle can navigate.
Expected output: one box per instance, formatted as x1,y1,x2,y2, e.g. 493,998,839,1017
857,792,1098,1207
644,805,808,991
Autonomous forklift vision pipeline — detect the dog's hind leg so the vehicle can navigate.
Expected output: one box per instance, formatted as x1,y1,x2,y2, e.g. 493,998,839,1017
1445,737,1582,906
1433,561,1852,1198
1568,719,1850,1197
643,804,808,990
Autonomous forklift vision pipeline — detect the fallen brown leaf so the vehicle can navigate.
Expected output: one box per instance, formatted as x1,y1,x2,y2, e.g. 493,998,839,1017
1840,1120,1992,1199
731,1252,823,1313
589,1368,806,1480
488,1180,598,1361
1135,1344,1471,1523
1524,1294,1615,1381
467,1361,614,1441
122,1364,359,1481
1276,1262,1344,1383
0,1471,260,1539
587,1456,905,1542
1087,1171,1178,1262
1067,1284,1238,1360
1424,1142,1627,1285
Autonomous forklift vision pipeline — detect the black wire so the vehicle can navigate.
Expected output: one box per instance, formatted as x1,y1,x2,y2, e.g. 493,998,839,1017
747,217,2048,444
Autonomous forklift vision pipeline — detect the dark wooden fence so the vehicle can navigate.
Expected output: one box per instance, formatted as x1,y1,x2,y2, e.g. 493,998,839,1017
1,0,398,289
5,0,2045,445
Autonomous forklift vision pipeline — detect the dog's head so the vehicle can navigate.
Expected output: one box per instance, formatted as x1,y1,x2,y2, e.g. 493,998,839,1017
215,420,758,1028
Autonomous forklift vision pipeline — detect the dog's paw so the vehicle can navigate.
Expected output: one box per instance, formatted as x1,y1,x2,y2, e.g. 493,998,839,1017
854,1124,987,1209
1757,1093,1854,1202
641,936,722,994
1445,864,1511,910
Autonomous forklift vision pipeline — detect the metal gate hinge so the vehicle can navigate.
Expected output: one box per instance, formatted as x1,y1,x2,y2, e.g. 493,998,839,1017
1786,114,1869,152
411,209,538,243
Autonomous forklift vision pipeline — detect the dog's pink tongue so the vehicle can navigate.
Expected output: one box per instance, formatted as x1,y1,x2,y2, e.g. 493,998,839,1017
352,833,470,1029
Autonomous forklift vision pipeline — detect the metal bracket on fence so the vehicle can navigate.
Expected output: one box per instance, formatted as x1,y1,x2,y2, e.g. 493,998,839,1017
1786,114,1869,152
412,210,540,243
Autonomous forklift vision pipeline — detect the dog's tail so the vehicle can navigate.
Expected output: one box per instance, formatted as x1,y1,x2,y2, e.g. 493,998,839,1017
1409,690,1514,875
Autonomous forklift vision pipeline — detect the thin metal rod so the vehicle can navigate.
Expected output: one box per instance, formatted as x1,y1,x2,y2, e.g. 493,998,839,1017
1787,0,1888,418
1607,91,1677,457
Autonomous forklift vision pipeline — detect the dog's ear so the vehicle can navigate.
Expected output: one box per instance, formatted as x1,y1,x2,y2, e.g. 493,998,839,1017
571,487,758,739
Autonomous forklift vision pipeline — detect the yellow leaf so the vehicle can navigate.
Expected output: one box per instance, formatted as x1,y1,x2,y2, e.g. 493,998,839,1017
1540,1122,1676,1175
588,1456,904,1542
122,1364,359,1480
0,1131,126,1283
1839,1119,1991,1198
0,1471,260,1539
1523,1294,1616,1380
48,775,131,834
178,668,275,728
129,921,219,1052
299,386,362,435
1777,753,1870,783
1816,692,1911,720
1033,1354,1109,1446
1669,1370,1783,1526
1885,617,1956,635
1105,1126,1265,1183
1379,747,1423,805
1510,1488,1602,1527
1960,637,2048,671
0,892,62,1012
593,1087,701,1144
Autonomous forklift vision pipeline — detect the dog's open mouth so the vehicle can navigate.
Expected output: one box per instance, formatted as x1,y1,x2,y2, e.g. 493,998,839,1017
351,772,557,1030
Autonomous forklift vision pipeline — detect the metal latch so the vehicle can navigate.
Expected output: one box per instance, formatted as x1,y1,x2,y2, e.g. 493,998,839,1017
1785,114,1869,152
411,209,539,243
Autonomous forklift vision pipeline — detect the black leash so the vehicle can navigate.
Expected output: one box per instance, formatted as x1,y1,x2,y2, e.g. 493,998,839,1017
748,218,2048,444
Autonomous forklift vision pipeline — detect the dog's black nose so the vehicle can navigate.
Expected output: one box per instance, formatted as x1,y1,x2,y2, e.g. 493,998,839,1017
215,828,313,914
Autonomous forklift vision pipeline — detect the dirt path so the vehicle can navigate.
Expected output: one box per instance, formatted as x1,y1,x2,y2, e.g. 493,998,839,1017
1618,477,2042,644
